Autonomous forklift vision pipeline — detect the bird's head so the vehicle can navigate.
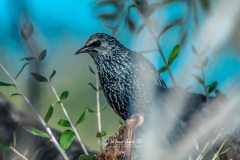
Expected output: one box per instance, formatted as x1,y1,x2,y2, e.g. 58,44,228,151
75,33,126,59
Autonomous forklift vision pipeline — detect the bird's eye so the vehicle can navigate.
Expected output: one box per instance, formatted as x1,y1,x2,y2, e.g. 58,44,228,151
88,40,101,47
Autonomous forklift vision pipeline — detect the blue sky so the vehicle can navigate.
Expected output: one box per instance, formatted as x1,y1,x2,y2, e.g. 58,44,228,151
1,0,239,93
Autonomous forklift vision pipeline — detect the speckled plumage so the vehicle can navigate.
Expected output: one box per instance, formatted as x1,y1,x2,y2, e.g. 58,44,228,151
76,33,167,120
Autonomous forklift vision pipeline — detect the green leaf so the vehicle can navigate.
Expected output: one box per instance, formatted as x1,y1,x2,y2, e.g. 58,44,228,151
20,57,36,61
85,107,95,113
23,126,50,139
207,81,218,94
79,155,91,160
168,44,180,65
119,121,123,125
218,145,232,156
49,70,56,81
12,157,19,160
191,74,204,85
75,109,88,126
0,143,11,151
202,57,209,67
31,73,47,82
158,66,168,73
101,130,107,137
96,130,107,138
60,91,69,101
88,83,98,91
13,132,16,148
98,86,103,90
0,82,15,87
15,63,29,79
98,13,117,20
38,49,47,61
96,132,102,138
11,93,22,97
60,130,75,150
56,101,62,104
58,119,71,127
23,147,29,156
44,106,53,123
51,101,61,107
89,153,96,160
100,103,108,112
88,65,96,75
28,23,33,37
136,24,145,34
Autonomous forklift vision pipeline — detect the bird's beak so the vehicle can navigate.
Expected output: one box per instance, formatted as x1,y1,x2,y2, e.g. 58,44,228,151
75,46,90,55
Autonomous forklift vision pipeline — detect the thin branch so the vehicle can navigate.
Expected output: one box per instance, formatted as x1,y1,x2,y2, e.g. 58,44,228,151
196,129,224,160
0,63,69,160
145,22,176,86
200,67,209,101
193,46,209,101
212,139,227,160
25,40,88,155
96,74,102,151
133,2,177,86
139,49,158,54
10,147,29,160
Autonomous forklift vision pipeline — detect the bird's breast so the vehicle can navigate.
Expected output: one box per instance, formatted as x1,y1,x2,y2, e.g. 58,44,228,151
95,54,166,120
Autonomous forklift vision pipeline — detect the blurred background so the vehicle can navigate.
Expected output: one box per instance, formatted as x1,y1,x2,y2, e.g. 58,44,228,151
0,0,240,151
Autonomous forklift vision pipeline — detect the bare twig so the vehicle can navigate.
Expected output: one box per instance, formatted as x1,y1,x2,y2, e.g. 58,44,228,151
196,129,224,160
212,139,227,160
96,74,102,151
10,147,29,160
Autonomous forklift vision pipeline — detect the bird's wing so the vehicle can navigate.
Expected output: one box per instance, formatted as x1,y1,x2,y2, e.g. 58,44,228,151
131,52,169,104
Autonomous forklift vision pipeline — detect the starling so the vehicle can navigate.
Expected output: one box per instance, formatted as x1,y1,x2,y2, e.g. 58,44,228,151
75,33,167,120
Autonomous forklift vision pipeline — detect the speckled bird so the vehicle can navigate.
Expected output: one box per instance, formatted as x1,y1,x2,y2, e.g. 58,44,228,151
75,33,168,120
